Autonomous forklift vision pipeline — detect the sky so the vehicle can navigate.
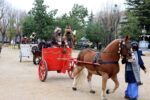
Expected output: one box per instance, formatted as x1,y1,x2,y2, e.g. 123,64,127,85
7,0,126,16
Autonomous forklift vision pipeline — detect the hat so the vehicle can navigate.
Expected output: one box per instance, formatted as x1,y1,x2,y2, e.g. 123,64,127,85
131,41,138,46
131,41,138,50
54,27,62,33
32,32,36,35
65,29,72,33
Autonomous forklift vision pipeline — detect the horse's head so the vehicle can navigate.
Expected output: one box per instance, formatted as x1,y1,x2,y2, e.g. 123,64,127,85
119,36,132,59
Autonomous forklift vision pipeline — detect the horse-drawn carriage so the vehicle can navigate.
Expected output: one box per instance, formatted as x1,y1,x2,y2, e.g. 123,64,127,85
37,34,132,100
38,47,75,81
19,44,37,62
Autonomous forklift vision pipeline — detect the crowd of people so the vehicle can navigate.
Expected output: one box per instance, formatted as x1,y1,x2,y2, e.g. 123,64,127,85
20,25,75,49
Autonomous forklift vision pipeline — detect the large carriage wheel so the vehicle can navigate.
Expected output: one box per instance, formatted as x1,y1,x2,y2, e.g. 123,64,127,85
0,48,1,54
38,59,48,82
67,60,75,79
20,52,22,62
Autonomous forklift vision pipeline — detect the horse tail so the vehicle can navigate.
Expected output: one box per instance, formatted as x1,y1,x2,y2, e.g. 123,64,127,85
73,66,86,87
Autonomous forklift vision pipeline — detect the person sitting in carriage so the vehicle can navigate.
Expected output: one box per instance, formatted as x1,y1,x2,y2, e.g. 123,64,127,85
51,27,63,47
30,32,36,44
21,35,29,44
63,25,75,48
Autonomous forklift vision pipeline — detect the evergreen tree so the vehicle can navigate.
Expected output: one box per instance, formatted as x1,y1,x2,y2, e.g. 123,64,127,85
86,14,104,48
126,0,150,33
30,0,50,39
120,12,140,41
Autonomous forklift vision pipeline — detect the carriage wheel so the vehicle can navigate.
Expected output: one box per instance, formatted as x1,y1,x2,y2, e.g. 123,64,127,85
38,59,48,82
0,48,1,54
20,52,22,62
67,60,75,79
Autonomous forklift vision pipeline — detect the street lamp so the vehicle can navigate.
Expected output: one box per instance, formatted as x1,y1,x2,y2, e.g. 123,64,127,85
142,25,146,41
114,4,118,39
139,25,149,49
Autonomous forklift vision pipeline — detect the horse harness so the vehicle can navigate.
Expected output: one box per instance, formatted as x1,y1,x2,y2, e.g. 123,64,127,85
93,52,119,64
92,52,119,75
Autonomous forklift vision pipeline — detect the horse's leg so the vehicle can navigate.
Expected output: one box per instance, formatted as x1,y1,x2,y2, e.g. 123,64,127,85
87,72,95,93
106,75,119,94
101,73,109,100
33,54,36,64
72,66,84,91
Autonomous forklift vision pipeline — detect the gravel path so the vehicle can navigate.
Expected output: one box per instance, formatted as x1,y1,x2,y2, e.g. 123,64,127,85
0,47,149,100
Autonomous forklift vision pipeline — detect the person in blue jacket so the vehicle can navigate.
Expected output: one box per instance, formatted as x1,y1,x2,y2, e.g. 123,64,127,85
122,42,147,100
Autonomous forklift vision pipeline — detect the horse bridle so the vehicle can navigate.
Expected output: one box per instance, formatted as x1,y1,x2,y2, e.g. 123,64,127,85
119,39,132,58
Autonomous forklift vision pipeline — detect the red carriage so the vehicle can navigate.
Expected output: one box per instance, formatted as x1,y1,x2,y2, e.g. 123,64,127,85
38,47,75,81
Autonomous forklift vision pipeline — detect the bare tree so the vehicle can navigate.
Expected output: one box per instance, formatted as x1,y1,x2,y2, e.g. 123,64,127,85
14,10,27,47
96,3,121,44
7,8,16,42
0,1,9,43
0,0,5,20
0,0,27,43
15,10,26,35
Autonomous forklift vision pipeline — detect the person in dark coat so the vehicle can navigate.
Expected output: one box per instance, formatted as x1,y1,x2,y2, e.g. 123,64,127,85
30,32,36,43
63,25,74,48
122,42,147,100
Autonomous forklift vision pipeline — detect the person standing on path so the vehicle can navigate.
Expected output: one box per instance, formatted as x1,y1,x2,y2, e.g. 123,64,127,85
122,42,147,100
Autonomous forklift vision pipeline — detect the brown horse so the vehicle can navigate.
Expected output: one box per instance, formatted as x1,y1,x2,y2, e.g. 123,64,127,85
72,37,131,100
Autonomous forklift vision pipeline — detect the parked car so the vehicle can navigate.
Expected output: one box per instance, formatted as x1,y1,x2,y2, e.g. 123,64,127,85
75,38,92,49
139,40,149,49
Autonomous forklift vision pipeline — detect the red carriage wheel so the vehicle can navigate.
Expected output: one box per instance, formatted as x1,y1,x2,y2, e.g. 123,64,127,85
67,60,75,79
38,59,48,82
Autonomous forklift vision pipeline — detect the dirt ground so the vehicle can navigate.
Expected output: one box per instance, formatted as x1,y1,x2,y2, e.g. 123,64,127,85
0,46,150,100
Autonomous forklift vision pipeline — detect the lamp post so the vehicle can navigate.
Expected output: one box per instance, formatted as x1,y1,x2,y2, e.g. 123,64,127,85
114,4,118,39
142,26,146,41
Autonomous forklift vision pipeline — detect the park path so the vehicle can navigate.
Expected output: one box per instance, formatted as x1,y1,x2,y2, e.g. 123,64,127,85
0,47,150,100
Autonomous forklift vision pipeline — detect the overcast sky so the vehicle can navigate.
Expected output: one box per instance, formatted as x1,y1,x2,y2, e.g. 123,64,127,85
7,0,126,16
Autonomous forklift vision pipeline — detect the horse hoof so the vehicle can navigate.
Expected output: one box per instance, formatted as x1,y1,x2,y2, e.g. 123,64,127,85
101,97,107,100
33,61,37,65
106,89,110,94
72,87,77,91
90,90,95,94
57,70,61,73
